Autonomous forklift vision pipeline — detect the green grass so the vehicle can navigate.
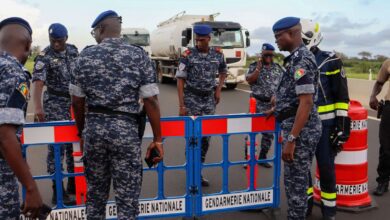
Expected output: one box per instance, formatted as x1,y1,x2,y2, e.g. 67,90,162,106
25,58,34,73
346,73,377,80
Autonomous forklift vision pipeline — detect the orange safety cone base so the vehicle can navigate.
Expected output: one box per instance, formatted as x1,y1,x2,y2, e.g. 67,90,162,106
313,193,377,213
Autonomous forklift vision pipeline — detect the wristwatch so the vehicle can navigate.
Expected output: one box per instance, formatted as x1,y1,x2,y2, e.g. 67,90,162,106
287,134,297,143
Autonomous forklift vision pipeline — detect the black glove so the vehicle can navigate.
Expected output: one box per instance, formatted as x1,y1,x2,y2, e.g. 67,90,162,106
331,116,351,153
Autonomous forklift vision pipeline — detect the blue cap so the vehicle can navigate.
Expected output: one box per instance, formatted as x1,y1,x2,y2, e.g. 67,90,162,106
272,17,300,33
48,23,68,39
262,43,275,51
193,24,212,36
91,10,119,28
0,17,32,35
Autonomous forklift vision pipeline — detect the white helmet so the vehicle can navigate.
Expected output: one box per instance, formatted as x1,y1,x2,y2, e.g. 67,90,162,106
300,19,323,50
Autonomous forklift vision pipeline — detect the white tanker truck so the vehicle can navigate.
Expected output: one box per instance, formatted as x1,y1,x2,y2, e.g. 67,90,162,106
150,11,250,89
121,28,151,56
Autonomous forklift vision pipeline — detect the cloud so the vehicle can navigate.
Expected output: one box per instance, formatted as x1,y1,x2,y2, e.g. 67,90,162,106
0,0,48,48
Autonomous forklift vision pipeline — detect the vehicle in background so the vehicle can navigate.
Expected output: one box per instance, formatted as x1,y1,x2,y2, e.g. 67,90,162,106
150,11,250,89
121,28,151,57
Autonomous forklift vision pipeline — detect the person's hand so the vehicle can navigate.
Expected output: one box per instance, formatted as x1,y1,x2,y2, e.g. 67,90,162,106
256,58,263,71
179,106,187,116
369,96,379,110
282,141,295,163
270,96,276,108
22,185,43,218
215,89,221,104
146,142,164,164
264,107,275,120
34,110,45,122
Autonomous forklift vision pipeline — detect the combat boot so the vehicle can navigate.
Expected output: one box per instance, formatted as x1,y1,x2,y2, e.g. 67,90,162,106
66,177,76,195
373,182,389,196
201,175,210,187
52,182,76,206
258,151,272,168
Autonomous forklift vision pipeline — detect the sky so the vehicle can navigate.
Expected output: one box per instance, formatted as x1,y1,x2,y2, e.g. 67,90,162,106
1,0,389,57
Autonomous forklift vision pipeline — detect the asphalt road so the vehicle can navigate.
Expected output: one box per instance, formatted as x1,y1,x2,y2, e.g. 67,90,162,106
24,83,389,220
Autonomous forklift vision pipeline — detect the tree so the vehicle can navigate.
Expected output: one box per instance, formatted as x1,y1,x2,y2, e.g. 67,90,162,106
374,55,388,62
31,45,41,57
358,51,372,60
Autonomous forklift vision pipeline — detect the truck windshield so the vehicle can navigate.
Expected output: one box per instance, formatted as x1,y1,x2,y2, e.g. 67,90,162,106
209,30,244,48
122,34,150,46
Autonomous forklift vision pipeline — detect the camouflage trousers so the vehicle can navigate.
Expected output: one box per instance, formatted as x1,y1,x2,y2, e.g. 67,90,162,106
184,91,216,163
0,157,19,219
44,96,74,175
281,114,322,220
256,101,273,155
83,114,142,220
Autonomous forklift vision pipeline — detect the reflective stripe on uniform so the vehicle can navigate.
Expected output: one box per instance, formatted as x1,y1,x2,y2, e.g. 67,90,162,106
335,102,349,110
336,109,348,117
325,69,341,75
307,187,313,195
322,199,336,207
321,191,337,200
319,112,336,120
318,104,335,113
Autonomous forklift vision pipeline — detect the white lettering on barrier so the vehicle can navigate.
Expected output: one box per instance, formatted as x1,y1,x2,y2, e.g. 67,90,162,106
19,199,186,220
350,120,367,131
315,179,368,195
202,190,273,211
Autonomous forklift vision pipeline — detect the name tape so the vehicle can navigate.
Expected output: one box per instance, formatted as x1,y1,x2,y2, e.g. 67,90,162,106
20,198,186,220
350,120,367,131
202,190,273,211
315,179,368,195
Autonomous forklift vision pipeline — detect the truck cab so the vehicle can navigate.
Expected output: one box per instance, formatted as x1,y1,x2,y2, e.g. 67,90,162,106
121,28,151,57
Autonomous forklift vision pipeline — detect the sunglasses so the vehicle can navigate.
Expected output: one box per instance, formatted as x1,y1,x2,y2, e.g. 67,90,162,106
262,54,274,58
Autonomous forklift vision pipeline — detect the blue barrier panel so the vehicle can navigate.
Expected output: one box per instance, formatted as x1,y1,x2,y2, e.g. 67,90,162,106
20,116,194,220
193,114,281,216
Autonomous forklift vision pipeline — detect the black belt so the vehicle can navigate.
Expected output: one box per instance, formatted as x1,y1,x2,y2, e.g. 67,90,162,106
88,106,138,118
47,87,70,98
276,107,298,122
252,94,271,103
185,86,214,97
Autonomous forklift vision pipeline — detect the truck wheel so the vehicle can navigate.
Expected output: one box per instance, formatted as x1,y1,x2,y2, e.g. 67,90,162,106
226,83,237,90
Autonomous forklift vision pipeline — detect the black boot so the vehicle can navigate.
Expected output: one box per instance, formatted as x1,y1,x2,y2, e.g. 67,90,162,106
52,182,76,205
67,177,76,195
258,151,272,168
201,176,210,187
373,182,389,196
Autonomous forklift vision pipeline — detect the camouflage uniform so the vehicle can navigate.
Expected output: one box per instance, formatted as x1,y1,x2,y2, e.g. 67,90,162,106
32,44,78,176
274,44,322,220
176,47,227,162
0,51,31,219
69,38,158,219
246,62,282,155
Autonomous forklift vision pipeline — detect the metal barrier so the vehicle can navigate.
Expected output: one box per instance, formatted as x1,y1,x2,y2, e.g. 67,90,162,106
19,114,281,219
193,114,282,216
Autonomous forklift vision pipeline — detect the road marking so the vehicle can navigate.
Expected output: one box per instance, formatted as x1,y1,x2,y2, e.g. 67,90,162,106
235,88,251,93
234,88,381,122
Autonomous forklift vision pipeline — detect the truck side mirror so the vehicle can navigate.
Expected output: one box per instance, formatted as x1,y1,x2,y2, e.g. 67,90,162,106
245,31,250,47
181,28,192,47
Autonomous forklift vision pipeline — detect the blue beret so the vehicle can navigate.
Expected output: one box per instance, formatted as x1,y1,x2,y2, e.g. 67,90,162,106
262,43,275,51
91,10,119,28
0,17,32,35
272,17,300,33
194,24,212,36
48,23,68,39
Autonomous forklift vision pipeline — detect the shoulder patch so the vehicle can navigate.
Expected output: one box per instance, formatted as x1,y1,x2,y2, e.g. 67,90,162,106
34,60,45,70
182,49,191,57
294,68,305,80
17,82,29,99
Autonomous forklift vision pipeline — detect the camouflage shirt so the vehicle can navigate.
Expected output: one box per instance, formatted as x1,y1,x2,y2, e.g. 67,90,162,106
176,47,227,92
32,44,78,94
0,51,31,134
69,38,158,114
275,44,319,117
246,62,283,100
